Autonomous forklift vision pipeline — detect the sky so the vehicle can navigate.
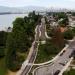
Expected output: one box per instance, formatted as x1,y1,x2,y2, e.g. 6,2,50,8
0,0,75,9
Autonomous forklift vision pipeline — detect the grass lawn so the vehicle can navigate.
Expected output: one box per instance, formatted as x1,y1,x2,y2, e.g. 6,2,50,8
0,46,29,75
7,70,17,75
35,47,55,63
0,58,17,75
63,69,75,75
35,42,58,63
0,58,8,75
35,38,64,64
0,46,8,75
46,24,53,37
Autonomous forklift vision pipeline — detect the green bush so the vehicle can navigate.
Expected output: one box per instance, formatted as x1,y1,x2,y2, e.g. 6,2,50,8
35,40,60,63
0,58,7,75
5,11,41,71
0,31,8,46
63,69,75,75
6,49,25,72
63,29,74,40
0,46,5,58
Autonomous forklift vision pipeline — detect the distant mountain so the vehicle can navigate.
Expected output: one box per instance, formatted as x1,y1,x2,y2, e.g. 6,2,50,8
0,6,20,13
0,6,74,13
0,6,47,13
19,6,47,12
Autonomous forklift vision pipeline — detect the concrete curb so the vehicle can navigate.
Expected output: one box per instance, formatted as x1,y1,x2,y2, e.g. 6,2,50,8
33,44,69,66
59,57,73,75
45,31,51,39
16,25,40,75
32,44,69,75
26,43,39,75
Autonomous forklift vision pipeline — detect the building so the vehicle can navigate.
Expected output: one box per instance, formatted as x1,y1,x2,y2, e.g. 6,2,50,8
68,15,75,27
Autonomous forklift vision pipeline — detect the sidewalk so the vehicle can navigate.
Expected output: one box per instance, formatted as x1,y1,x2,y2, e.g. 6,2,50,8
16,25,39,75
32,44,69,66
32,37,75,66
59,57,73,75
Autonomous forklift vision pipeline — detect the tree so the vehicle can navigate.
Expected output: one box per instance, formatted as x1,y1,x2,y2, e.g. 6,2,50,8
7,18,30,53
6,18,30,71
6,12,41,71
63,29,74,40
59,18,69,26
6,13,40,53
6,46,25,71
45,41,59,54
72,12,75,16
0,31,8,46
0,31,8,57
0,46,5,58
57,12,66,19
58,13,69,26
24,16,29,23
51,27,65,49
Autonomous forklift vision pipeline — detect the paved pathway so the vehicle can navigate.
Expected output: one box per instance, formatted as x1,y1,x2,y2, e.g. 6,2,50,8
33,40,75,75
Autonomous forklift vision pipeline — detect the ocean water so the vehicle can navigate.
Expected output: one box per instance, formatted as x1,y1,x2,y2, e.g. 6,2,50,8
0,14,28,31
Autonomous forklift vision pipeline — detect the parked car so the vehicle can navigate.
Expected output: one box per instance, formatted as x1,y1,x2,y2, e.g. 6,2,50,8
60,50,66,56
69,50,75,58
59,60,68,66
59,62,65,66
54,70,60,75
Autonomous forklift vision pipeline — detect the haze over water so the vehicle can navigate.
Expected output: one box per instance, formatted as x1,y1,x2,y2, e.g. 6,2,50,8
0,14,28,31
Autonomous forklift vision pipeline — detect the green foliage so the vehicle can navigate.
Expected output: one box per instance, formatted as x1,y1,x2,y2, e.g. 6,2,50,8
58,13,69,26
6,49,25,71
57,12,66,19
43,41,59,54
47,28,54,37
72,27,75,35
47,12,69,26
71,12,75,16
0,31,8,46
63,69,75,75
0,31,8,58
0,58,7,75
7,18,32,53
59,18,69,26
6,11,41,71
51,27,65,49
35,40,59,63
0,46,5,58
63,29,74,40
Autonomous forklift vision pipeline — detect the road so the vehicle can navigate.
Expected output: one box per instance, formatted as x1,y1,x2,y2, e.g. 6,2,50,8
19,17,46,75
20,25,40,75
40,17,46,40
33,40,75,75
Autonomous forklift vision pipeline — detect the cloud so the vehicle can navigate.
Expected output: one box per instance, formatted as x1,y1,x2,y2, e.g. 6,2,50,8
0,0,37,7
0,0,75,9
64,0,75,2
0,0,36,3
